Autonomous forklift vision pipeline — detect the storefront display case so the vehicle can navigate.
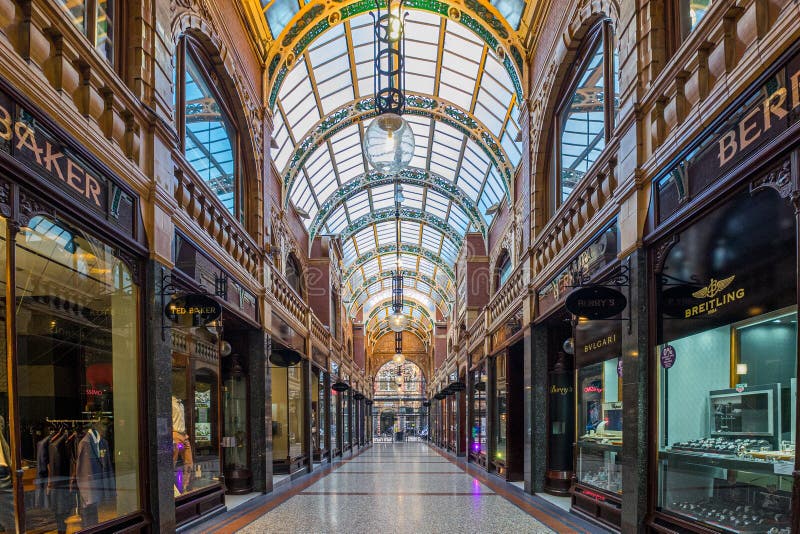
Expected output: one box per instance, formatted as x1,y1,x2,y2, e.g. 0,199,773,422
470,365,488,467
572,350,623,528
272,364,307,474
311,367,328,461
651,180,798,533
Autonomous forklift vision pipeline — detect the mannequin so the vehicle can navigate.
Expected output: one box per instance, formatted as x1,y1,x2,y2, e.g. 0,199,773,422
0,415,15,533
172,395,193,493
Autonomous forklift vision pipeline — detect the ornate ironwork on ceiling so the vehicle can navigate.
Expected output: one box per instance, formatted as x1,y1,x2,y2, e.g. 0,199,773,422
345,269,453,317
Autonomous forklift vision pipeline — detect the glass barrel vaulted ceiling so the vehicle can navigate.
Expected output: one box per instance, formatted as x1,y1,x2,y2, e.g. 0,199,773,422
265,2,524,342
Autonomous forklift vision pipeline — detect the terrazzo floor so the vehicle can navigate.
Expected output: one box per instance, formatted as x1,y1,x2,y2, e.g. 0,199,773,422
236,443,557,533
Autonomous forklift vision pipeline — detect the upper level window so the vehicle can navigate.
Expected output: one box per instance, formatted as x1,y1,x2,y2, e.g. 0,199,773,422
286,253,304,296
675,0,712,43
174,38,244,222
56,0,117,65
554,21,618,207
495,250,512,291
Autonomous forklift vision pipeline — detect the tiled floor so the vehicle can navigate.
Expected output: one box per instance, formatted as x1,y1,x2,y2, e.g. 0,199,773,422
194,443,607,534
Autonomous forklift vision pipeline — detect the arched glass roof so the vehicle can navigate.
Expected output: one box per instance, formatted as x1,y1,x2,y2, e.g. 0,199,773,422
269,8,523,317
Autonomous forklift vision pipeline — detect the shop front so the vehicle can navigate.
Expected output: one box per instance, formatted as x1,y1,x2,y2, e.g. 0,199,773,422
647,43,800,533
469,350,488,468
169,234,261,523
487,311,524,480
310,348,328,462
571,314,623,528
535,223,619,496
329,361,341,457
0,80,148,533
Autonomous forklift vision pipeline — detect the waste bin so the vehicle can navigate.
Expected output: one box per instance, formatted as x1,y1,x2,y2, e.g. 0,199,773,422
394,431,404,442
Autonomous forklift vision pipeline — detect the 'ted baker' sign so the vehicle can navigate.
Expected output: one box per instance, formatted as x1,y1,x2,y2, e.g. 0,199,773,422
0,95,106,208
165,294,222,327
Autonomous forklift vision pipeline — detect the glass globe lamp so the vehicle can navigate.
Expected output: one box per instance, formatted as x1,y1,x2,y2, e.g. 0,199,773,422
363,113,415,174
392,352,405,364
387,310,408,332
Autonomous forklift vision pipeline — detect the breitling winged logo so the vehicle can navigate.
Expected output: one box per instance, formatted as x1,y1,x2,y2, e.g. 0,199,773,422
692,276,736,299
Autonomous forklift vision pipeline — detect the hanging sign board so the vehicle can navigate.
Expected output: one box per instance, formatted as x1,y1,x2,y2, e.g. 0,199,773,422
565,286,627,320
660,344,677,369
165,294,222,327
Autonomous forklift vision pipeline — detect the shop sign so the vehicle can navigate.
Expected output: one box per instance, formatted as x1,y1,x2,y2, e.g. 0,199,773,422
617,359,623,378
661,284,703,317
538,224,618,315
566,286,627,320
683,275,745,319
656,50,800,222
583,385,603,394
660,344,677,369
0,88,136,233
549,384,574,396
164,293,222,327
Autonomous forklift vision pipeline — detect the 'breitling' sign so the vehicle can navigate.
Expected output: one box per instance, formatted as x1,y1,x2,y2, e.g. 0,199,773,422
685,275,745,318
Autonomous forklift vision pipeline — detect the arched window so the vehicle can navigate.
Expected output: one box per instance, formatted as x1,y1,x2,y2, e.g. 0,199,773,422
553,20,619,207
174,36,244,222
495,250,512,291
286,253,304,296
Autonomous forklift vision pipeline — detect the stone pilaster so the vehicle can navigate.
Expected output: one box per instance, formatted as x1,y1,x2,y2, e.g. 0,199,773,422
526,323,548,493
145,260,176,532
248,330,272,493
620,250,649,533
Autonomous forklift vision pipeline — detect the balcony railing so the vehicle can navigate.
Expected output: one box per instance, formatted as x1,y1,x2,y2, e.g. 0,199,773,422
269,263,308,329
487,262,526,330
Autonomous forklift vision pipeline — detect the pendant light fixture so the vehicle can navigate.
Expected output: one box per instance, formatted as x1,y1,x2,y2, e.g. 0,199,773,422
387,182,407,333
363,0,414,175
392,331,405,364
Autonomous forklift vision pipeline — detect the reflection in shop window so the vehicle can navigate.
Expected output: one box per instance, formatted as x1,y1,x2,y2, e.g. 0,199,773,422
10,215,141,531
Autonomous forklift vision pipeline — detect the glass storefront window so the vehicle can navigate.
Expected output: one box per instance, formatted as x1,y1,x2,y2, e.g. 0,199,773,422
342,390,350,448
311,368,326,458
471,366,487,457
655,186,796,531
494,355,507,464
171,330,221,497
12,215,141,531
330,388,338,454
271,365,306,469
576,357,622,494
222,356,249,492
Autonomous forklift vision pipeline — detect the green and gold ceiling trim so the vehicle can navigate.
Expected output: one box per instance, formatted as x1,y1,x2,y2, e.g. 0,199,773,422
366,297,434,326
339,207,463,251
309,168,488,242
283,93,514,207
342,243,456,283
346,270,453,316
265,0,525,108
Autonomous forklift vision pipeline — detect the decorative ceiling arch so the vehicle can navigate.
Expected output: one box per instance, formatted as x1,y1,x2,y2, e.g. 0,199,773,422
263,0,525,109
340,207,463,250
342,244,455,285
282,93,514,210
309,167,488,242
365,297,434,326
345,270,452,317
370,327,429,348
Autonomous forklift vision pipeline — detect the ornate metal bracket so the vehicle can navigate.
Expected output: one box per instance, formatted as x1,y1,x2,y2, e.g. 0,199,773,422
568,257,633,334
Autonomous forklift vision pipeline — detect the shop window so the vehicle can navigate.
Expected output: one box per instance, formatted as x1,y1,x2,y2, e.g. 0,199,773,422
494,355,508,465
55,0,119,66
10,215,142,531
654,186,796,531
171,330,221,497
272,365,306,472
471,365,487,460
575,357,622,494
553,20,619,207
330,386,339,454
671,0,713,46
174,37,244,222
495,250,512,291
285,253,304,297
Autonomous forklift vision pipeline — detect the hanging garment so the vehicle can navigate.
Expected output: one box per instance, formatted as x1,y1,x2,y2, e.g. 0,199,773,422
48,431,73,534
35,434,52,508
76,429,115,508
